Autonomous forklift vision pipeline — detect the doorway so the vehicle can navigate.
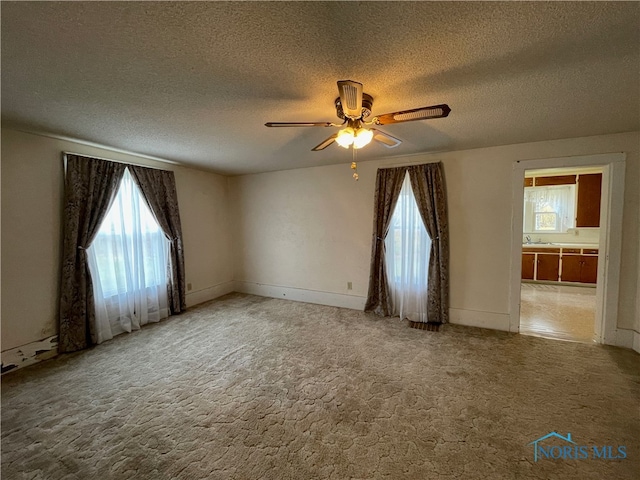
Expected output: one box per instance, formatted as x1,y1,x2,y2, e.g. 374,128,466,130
519,166,601,343
510,153,626,346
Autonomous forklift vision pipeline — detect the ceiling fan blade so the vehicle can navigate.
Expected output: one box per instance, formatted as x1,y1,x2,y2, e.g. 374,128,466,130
265,121,337,127
312,133,338,151
337,80,363,118
370,128,402,148
375,104,451,125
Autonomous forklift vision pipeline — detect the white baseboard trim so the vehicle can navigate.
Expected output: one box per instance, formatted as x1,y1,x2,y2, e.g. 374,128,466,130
234,281,366,310
1,336,58,375
186,281,235,308
606,328,635,350
449,308,511,332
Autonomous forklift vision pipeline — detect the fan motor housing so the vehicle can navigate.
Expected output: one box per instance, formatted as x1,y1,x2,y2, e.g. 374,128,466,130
335,93,373,120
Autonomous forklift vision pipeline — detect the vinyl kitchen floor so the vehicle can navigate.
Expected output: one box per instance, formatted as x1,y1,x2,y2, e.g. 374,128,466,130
520,282,596,343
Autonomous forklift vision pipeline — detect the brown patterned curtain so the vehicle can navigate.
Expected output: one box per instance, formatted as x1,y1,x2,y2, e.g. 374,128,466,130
59,155,126,353
364,167,407,316
408,163,450,324
129,166,186,314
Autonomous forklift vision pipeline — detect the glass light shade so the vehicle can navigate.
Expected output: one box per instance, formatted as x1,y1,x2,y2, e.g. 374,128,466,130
336,128,355,148
353,128,374,149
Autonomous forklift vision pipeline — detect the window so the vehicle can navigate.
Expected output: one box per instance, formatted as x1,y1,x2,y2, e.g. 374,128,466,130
535,207,558,231
523,184,576,234
384,173,431,323
87,168,170,343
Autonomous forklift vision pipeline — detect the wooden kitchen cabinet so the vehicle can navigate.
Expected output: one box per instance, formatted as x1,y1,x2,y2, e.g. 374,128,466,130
536,254,560,281
522,246,597,284
560,255,582,282
576,173,602,227
560,253,598,284
522,254,535,280
581,256,598,283
535,175,576,186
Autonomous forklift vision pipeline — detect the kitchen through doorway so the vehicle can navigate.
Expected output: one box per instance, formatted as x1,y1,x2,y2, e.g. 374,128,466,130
519,166,602,343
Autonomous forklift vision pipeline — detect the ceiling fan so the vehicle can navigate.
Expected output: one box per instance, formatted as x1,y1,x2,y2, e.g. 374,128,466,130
265,80,451,151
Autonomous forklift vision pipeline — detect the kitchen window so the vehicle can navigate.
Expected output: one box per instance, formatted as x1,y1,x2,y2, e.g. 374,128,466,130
523,184,576,233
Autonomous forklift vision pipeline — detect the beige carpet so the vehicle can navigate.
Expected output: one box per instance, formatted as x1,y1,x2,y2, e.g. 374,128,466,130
2,293,639,479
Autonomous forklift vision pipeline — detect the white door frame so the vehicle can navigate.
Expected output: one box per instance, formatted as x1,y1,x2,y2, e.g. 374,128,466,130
509,152,626,345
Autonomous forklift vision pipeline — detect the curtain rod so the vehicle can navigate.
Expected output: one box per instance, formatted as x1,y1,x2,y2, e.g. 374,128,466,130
63,151,170,171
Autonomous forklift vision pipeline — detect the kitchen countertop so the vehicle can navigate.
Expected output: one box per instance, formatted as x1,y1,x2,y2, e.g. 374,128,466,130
522,243,599,249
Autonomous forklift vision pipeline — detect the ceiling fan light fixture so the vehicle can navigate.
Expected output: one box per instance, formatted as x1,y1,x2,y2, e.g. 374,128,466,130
353,128,373,149
336,127,355,148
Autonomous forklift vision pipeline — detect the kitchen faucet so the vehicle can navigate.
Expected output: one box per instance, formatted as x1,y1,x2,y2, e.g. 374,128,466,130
525,235,531,243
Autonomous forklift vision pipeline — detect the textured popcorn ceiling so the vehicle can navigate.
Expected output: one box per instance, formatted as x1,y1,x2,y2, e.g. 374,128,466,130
2,2,639,174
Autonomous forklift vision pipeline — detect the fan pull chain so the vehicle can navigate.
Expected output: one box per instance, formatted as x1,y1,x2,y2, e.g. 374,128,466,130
351,148,359,181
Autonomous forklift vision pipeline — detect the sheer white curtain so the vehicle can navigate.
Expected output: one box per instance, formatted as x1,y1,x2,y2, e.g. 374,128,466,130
523,185,576,232
87,169,170,343
384,172,432,322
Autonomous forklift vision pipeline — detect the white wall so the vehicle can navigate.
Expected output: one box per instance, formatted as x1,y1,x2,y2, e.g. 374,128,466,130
1,128,233,352
230,131,640,333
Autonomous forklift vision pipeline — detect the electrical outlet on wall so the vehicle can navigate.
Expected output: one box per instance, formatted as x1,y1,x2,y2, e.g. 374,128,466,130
347,282,353,290
187,283,192,291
